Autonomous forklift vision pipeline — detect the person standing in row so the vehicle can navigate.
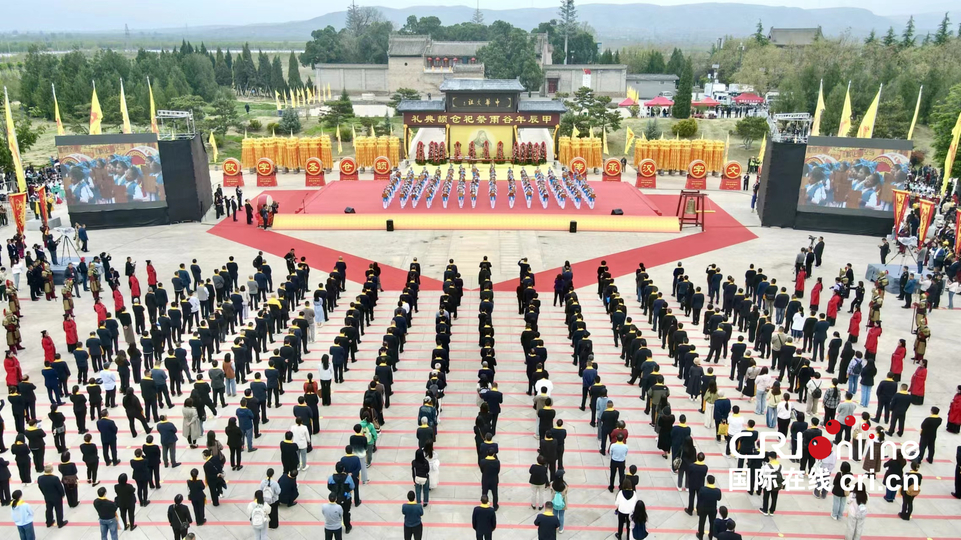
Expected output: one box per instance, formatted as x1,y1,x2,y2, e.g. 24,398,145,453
402,490,425,540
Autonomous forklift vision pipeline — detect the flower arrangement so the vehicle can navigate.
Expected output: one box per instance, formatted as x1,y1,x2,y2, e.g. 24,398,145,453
495,141,505,164
468,141,476,162
482,140,491,161
415,141,426,165
453,141,463,163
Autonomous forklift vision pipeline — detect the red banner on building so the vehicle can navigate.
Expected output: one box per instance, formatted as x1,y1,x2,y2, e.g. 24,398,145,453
305,157,326,186
891,189,910,234
916,198,936,242
636,158,657,188
9,192,27,235
222,158,245,187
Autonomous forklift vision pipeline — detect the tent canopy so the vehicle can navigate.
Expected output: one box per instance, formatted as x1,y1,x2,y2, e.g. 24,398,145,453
644,96,674,107
618,97,637,107
733,92,764,104
692,96,721,107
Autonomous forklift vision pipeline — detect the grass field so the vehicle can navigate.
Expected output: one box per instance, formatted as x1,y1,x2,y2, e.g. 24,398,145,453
20,104,938,171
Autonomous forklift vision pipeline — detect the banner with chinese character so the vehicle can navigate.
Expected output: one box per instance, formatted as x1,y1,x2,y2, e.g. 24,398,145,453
36,185,49,227
9,192,27,235
255,158,278,187
916,198,935,242
891,189,909,233
305,157,326,187
404,112,560,128
636,158,657,188
372,156,391,181
685,160,708,190
602,158,622,182
222,158,245,187
339,157,358,181
719,161,742,190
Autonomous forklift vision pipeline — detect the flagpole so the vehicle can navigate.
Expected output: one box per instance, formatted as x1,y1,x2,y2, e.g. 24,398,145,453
908,85,923,140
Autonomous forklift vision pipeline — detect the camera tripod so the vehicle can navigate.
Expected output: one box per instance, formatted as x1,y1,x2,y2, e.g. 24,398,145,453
58,234,81,264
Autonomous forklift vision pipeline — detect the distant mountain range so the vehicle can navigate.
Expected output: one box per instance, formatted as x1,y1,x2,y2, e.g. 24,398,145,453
48,4,956,46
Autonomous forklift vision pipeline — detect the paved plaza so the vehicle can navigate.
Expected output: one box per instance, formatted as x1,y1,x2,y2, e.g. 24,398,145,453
6,171,960,540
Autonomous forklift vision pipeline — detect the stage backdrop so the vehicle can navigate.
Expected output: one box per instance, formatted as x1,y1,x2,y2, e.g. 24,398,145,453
449,126,513,157
56,133,170,228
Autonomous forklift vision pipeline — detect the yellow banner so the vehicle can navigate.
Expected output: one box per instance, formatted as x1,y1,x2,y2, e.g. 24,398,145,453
90,85,103,135
52,84,65,136
148,78,159,134
119,79,132,134
837,83,852,137
856,85,881,138
3,87,26,192
811,80,825,137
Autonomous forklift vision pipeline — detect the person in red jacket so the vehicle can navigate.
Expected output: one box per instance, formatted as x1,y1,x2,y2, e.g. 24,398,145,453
947,385,961,434
890,339,906,382
129,274,142,304
113,288,125,313
864,324,881,361
4,350,22,386
63,314,79,353
146,261,158,288
809,278,823,311
795,268,806,298
41,329,56,362
93,299,108,326
847,309,862,343
826,292,841,326
909,360,927,405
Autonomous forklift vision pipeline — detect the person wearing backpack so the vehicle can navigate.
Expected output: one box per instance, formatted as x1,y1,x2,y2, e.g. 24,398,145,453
259,468,281,529
847,352,865,395
247,490,269,540
327,462,354,533
550,477,568,533
899,460,922,520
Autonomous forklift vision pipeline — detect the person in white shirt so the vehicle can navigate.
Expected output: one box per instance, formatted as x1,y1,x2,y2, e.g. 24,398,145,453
534,376,554,397
290,417,311,471
948,280,961,309
754,367,772,415
791,311,805,340
98,365,119,408
775,393,794,435
726,406,745,458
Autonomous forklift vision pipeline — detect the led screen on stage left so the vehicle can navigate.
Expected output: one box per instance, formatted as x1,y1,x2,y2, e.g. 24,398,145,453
56,133,168,211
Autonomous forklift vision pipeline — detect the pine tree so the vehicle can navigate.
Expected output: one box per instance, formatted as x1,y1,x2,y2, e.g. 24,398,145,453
754,20,769,45
882,26,897,46
257,51,272,91
471,2,484,24
934,12,951,45
305,76,314,95
922,33,931,46
900,16,916,48
271,56,286,94
287,51,302,90
673,58,693,119
225,49,232,70
214,47,232,87
613,50,620,64
864,29,877,45
558,0,577,64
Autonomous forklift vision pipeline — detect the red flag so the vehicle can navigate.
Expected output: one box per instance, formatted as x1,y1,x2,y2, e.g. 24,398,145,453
8,192,27,235
916,198,936,243
891,189,910,234
37,186,49,228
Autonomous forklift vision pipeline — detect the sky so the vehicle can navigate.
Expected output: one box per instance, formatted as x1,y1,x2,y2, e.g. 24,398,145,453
2,0,953,33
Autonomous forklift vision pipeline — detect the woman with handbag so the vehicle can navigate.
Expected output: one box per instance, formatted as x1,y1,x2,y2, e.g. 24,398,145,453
411,448,430,507
57,451,79,507
167,493,193,540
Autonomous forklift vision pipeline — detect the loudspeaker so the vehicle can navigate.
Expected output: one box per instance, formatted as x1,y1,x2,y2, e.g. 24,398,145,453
386,219,394,232
569,221,577,233
611,208,623,215
344,207,356,214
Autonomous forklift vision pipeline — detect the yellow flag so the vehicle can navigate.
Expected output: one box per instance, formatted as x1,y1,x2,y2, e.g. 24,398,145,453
811,79,825,137
589,126,595,140
908,85,923,140
837,82,852,137
624,126,636,154
275,91,282,111
757,133,767,164
119,79,131,134
208,131,218,163
553,125,559,146
3,87,26,192
351,124,357,147
641,131,647,141
336,123,343,154
369,124,375,137
571,124,580,139
148,78,159,134
602,129,609,155
327,83,332,100
306,87,312,104
723,132,730,163
857,84,882,138
52,84,65,136
943,111,961,192
89,83,103,135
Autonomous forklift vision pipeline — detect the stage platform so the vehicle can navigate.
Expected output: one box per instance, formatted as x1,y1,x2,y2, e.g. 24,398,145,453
269,181,680,232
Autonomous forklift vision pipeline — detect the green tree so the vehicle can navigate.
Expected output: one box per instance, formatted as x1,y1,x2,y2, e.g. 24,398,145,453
931,83,961,181
753,20,769,46
287,52,302,90
645,51,666,74
271,56,285,94
934,13,952,45
666,48,685,76
214,47,232,87
644,118,661,140
305,76,314,95
477,23,543,85
900,16,916,49
168,95,207,120
673,59,693,118
872,92,910,139
519,58,544,94
882,27,897,47
206,88,238,135
321,89,355,127
300,26,343,66
613,50,620,64
279,107,302,135
0,107,45,172
471,6,484,24
558,0,578,64
599,48,614,64
388,88,421,110
864,30,877,45
734,116,768,148
225,49,232,71
560,86,621,136
671,118,698,137
257,51,271,91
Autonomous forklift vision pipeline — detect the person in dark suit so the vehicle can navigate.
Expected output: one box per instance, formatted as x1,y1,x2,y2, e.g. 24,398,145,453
918,406,943,463
472,494,497,540
37,465,68,528
167,494,193,540
696,475,722,540
480,448,500,510
202,449,225,506
129,449,151,506
716,520,742,540
186,468,207,526
97,409,120,465
685,452,709,516
114,473,137,530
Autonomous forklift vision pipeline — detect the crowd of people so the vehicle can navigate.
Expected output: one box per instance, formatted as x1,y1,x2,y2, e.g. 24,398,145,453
1,214,959,540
